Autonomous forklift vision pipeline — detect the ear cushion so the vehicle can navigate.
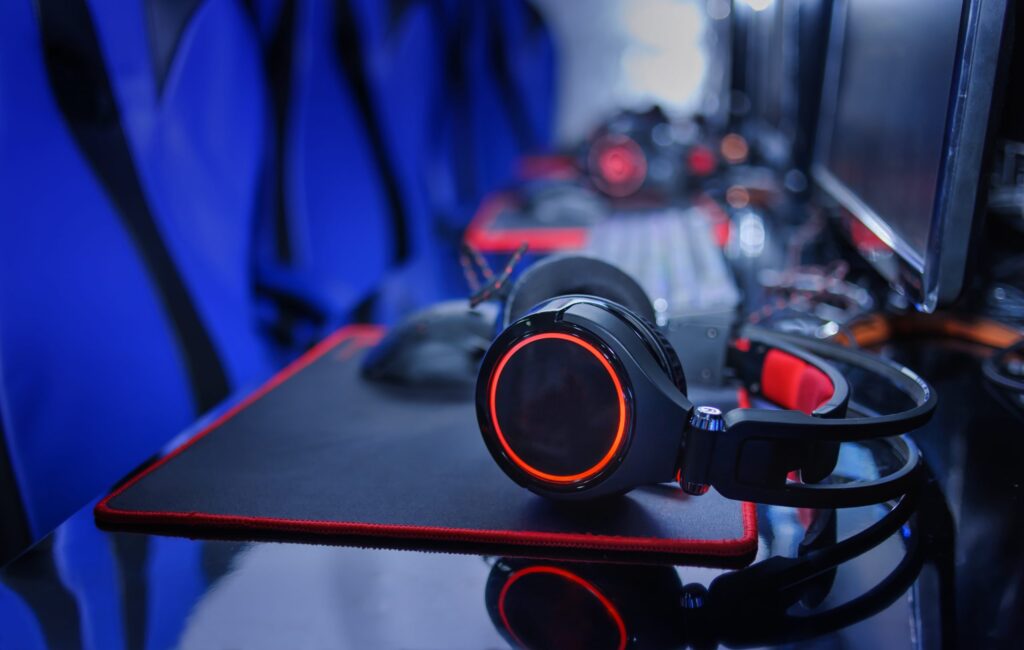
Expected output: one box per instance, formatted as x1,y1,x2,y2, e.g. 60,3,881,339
503,255,657,328
644,317,687,394
606,301,687,395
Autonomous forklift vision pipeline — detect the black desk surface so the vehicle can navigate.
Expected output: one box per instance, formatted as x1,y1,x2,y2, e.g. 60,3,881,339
3,217,1023,649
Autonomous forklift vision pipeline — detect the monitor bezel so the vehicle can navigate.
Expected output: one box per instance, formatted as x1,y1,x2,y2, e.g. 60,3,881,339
747,0,800,170
812,0,1008,311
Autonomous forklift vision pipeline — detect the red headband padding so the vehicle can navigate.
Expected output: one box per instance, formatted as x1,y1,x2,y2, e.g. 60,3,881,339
761,349,834,414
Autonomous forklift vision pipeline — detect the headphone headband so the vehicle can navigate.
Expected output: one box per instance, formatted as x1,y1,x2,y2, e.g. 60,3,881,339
729,327,851,417
682,326,934,507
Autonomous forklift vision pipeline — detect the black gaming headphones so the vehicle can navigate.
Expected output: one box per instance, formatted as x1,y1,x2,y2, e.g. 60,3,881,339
476,256,936,508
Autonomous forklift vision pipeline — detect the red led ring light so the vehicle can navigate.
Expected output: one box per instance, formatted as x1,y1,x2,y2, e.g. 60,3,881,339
498,565,628,650
488,333,628,484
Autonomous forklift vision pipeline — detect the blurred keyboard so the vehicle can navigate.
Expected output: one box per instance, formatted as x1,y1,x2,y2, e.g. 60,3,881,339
584,207,740,324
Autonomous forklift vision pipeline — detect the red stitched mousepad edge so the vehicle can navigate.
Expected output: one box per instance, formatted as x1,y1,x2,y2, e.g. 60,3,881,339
95,326,758,566
463,191,590,253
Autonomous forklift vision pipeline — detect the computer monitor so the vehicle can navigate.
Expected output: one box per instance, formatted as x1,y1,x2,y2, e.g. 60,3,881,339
790,0,834,171
813,0,1009,311
748,0,792,150
727,0,754,124
728,0,790,162
739,0,833,175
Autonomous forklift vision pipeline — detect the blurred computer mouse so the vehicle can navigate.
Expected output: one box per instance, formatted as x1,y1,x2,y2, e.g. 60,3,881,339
360,301,497,398
521,181,608,226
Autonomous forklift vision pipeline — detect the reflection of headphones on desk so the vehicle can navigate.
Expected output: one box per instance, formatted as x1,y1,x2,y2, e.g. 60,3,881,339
476,255,936,507
485,479,952,649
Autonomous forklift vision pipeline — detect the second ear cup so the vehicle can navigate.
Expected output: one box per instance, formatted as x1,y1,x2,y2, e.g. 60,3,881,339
503,255,658,328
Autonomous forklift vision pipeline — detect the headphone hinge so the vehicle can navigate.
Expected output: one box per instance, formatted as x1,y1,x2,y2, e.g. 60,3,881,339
679,406,725,495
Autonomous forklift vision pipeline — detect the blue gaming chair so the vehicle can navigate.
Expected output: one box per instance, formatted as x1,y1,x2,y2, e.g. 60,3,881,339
345,0,560,317
430,0,558,233
1,2,273,648
253,0,397,344
246,0,288,43
346,0,460,320
0,0,274,554
251,0,558,343
464,0,557,196
493,0,558,152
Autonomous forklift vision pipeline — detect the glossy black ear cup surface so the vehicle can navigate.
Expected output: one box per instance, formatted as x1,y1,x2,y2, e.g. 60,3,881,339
488,331,628,480
502,254,657,328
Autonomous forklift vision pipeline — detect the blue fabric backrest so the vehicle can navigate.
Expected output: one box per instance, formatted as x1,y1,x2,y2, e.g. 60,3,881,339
247,0,288,42
431,0,558,231
90,0,274,386
494,0,557,151
253,0,396,333
0,0,273,544
347,0,457,320
252,0,455,337
251,0,558,337
471,0,557,188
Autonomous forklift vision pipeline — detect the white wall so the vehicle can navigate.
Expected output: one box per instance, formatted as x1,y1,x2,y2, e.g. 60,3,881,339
532,0,725,145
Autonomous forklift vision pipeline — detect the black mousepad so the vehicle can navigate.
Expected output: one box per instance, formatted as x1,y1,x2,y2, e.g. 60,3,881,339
96,327,757,566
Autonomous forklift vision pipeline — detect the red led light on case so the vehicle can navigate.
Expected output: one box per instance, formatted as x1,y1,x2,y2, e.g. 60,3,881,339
591,134,647,197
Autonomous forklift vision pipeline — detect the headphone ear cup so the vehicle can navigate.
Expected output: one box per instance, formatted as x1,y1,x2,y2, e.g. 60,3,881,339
643,316,687,394
503,254,657,328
